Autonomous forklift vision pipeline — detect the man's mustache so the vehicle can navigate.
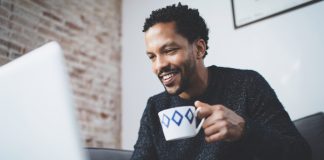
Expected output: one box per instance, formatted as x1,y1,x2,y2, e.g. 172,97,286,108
158,67,180,77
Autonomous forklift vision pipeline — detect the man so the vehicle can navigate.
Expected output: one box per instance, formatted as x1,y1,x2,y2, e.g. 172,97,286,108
131,3,311,160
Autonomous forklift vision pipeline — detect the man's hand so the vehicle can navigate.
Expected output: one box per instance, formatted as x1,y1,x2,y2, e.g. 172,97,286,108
195,101,246,143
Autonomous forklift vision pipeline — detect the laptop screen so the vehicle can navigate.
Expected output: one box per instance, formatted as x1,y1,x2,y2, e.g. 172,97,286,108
0,42,88,160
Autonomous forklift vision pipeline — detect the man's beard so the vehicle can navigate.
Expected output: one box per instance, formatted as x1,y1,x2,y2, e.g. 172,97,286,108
161,61,195,96
164,74,190,96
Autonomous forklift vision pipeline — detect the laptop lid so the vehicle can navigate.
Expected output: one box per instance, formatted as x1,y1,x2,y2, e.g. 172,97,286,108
0,41,88,160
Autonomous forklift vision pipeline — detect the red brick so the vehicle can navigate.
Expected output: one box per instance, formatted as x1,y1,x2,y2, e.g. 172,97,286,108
0,38,9,48
80,14,91,25
16,0,42,15
9,42,23,53
0,46,9,57
95,34,104,43
10,32,32,48
10,14,35,29
55,25,74,36
1,1,14,11
30,0,50,9
0,16,10,28
86,137,93,144
0,55,10,65
38,17,53,28
80,60,96,69
0,30,8,40
0,38,22,53
100,112,109,119
22,28,37,39
74,50,96,61
110,52,121,61
69,70,82,79
58,37,74,51
37,26,61,40
8,51,22,59
65,21,83,31
43,11,61,22
72,66,86,75
64,54,79,63
9,21,22,33
0,6,8,17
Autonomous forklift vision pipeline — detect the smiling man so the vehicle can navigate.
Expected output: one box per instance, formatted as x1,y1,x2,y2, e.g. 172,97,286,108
131,3,311,160
145,21,207,99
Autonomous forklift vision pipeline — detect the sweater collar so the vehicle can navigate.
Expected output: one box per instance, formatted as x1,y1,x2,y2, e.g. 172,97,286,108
171,65,218,103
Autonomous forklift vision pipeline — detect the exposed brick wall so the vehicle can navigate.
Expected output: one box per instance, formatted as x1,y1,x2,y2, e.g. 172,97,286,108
0,0,122,148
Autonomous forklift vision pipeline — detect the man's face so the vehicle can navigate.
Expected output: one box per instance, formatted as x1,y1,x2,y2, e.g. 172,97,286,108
145,22,197,95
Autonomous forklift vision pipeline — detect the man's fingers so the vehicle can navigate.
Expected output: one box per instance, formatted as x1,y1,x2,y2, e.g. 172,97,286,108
205,129,227,143
203,120,224,136
194,101,212,119
202,111,225,128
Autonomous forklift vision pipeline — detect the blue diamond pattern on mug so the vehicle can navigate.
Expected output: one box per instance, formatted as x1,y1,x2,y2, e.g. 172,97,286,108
172,110,183,126
185,108,194,124
162,114,170,128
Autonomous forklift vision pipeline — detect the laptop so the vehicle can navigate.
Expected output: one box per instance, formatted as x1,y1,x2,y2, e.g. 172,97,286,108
0,41,88,160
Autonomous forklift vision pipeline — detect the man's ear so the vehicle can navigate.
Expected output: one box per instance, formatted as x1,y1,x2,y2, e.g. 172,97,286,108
195,39,206,59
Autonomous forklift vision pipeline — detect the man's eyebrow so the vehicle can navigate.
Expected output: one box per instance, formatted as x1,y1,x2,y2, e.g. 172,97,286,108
146,51,154,55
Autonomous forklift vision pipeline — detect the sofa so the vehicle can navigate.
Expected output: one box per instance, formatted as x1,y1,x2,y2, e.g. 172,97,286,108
293,112,324,160
86,147,133,160
86,112,324,160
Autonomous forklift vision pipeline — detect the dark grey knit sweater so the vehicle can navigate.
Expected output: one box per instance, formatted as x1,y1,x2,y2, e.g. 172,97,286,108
131,66,311,160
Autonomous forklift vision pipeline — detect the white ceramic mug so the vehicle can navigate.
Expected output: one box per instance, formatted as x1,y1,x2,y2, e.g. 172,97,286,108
158,106,205,141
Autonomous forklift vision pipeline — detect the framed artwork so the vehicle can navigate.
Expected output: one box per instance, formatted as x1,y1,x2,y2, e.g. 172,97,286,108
231,0,323,29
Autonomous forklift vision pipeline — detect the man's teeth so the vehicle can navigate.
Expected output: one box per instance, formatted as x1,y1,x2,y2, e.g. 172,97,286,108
163,73,174,80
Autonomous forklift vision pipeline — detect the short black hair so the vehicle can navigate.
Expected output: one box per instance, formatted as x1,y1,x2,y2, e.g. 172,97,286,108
143,3,209,58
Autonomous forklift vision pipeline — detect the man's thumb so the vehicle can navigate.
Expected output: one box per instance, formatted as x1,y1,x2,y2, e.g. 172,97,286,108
194,101,212,118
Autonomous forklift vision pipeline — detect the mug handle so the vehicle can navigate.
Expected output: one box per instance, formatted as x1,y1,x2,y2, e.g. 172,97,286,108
195,108,205,134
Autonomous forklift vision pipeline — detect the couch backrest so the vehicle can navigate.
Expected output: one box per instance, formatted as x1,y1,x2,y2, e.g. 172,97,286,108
86,147,133,160
294,112,324,160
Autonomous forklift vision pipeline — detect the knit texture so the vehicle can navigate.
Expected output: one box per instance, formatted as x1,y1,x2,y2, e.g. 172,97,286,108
131,66,311,160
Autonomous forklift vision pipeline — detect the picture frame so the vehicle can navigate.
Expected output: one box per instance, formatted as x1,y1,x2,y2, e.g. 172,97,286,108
231,0,323,29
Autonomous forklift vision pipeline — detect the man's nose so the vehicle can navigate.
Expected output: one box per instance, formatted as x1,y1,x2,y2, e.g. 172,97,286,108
154,55,168,73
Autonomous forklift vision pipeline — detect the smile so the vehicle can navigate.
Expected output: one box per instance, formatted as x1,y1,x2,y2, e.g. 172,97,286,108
163,73,174,80
160,72,179,86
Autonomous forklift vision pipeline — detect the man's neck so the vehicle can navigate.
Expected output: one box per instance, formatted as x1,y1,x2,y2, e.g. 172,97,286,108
179,66,208,100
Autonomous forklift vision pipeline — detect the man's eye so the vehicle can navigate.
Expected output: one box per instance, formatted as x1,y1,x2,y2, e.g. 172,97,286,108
148,55,155,60
165,48,178,54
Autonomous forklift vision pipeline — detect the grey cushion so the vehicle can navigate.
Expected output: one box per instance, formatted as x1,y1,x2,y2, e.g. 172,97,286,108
294,112,324,160
86,147,133,160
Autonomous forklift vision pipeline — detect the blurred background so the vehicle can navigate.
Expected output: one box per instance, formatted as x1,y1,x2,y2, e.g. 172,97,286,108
0,0,323,151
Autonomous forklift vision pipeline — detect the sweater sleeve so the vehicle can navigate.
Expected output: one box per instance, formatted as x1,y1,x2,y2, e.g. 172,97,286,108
240,71,311,160
130,98,157,160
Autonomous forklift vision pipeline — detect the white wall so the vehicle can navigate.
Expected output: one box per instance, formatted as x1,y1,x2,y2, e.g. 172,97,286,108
122,0,324,150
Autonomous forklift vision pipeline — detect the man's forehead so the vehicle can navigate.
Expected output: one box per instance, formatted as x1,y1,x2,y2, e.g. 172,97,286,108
145,39,179,53
144,22,191,53
145,22,176,36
